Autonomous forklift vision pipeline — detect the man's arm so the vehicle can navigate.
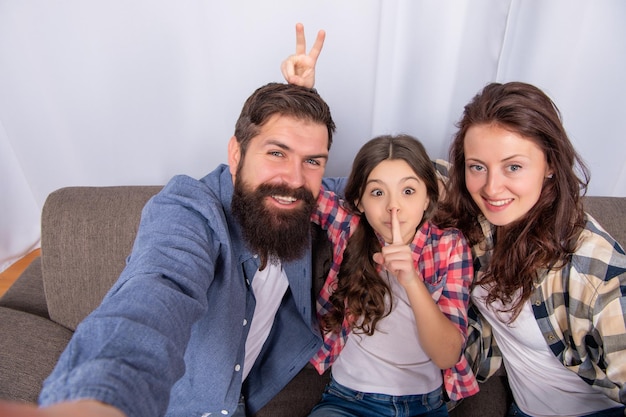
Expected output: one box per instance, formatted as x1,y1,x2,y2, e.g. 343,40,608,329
0,399,125,417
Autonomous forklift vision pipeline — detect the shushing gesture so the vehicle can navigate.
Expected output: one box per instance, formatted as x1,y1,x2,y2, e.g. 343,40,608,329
373,208,423,289
281,23,325,88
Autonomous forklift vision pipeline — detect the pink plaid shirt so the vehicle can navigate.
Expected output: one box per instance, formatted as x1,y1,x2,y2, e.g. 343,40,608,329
310,188,479,401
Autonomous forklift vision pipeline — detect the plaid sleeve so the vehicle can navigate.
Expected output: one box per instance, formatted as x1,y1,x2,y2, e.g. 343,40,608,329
309,188,360,374
428,227,480,400
428,228,473,341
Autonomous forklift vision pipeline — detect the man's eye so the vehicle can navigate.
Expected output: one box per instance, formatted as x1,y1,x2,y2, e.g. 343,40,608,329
306,159,320,166
269,151,284,157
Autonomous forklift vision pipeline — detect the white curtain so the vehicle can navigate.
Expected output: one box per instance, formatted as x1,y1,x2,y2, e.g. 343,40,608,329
1,0,625,271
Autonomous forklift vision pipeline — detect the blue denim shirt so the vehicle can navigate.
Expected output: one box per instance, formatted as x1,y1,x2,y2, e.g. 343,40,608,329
39,164,325,417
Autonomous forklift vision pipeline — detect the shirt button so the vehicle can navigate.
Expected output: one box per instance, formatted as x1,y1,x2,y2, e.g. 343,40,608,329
243,319,248,326
235,364,241,372
221,410,228,415
534,300,541,306
254,254,258,258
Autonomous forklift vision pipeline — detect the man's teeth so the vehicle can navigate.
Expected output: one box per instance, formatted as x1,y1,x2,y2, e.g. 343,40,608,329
272,195,297,204
488,199,512,207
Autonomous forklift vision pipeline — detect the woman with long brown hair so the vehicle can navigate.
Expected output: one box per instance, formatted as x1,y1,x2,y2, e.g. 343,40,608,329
433,81,625,417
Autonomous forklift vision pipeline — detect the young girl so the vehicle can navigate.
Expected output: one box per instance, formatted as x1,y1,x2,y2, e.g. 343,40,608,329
309,134,477,417
434,82,626,417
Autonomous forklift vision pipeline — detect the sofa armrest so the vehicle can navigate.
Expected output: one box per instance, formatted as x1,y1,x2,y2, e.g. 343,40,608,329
41,186,162,330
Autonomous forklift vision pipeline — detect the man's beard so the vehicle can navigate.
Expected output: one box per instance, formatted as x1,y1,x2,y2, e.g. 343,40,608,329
231,179,316,269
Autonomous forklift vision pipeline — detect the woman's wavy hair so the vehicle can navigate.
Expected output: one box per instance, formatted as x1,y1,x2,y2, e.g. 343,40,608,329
434,82,590,321
323,134,439,334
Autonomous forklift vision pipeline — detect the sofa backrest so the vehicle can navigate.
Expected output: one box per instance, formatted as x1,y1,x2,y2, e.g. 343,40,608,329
41,186,162,330
39,186,626,331
583,196,626,249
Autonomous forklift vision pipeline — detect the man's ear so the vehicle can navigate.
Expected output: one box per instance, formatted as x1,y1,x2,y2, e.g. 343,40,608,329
227,136,241,177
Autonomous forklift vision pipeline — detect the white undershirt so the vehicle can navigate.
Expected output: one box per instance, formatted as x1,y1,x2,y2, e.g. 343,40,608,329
242,261,288,380
332,270,442,396
472,285,621,417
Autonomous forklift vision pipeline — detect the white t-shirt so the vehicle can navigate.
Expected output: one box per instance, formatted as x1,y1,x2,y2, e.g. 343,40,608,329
332,271,442,396
242,261,288,380
472,284,621,417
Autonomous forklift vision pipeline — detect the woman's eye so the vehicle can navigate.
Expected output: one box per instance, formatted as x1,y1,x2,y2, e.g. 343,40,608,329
403,188,415,195
370,189,383,197
469,164,485,172
508,164,522,172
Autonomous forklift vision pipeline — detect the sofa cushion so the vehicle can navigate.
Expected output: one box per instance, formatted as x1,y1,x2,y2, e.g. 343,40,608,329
254,365,330,417
0,307,73,402
0,258,48,319
41,186,162,330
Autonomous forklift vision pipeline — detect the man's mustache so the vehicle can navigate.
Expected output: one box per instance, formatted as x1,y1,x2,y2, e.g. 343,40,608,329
255,183,315,204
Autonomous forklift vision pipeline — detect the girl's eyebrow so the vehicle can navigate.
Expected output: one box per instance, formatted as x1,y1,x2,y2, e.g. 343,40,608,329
365,176,420,185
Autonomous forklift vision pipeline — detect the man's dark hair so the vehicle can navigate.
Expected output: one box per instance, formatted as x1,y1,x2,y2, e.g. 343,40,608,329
234,83,335,155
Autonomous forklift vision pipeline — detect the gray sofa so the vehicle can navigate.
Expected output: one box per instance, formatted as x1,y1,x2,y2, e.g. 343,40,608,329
1,186,625,417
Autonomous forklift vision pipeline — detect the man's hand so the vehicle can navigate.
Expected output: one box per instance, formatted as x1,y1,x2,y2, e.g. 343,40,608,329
0,400,126,417
281,23,325,88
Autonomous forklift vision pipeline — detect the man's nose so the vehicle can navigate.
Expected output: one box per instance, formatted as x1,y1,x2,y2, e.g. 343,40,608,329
281,161,305,188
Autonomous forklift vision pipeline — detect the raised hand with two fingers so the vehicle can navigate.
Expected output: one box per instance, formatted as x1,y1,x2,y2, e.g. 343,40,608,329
281,22,325,88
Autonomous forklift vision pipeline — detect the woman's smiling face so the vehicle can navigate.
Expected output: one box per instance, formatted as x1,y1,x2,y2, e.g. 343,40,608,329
464,123,552,226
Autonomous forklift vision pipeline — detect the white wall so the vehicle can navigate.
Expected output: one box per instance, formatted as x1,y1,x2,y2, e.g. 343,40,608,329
1,0,625,271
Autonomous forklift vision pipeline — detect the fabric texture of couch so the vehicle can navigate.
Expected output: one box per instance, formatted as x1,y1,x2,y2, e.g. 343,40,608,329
1,186,625,416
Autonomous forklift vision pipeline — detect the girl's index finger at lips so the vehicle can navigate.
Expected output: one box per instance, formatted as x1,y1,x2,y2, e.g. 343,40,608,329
391,208,402,244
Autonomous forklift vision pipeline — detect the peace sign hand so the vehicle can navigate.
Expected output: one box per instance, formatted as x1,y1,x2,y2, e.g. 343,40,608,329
281,23,325,88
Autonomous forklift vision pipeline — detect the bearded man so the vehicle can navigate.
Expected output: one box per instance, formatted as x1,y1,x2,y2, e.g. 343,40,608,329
16,82,337,417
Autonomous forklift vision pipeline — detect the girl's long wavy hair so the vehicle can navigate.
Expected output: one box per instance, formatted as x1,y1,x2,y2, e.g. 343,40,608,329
433,82,590,321
323,134,439,335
